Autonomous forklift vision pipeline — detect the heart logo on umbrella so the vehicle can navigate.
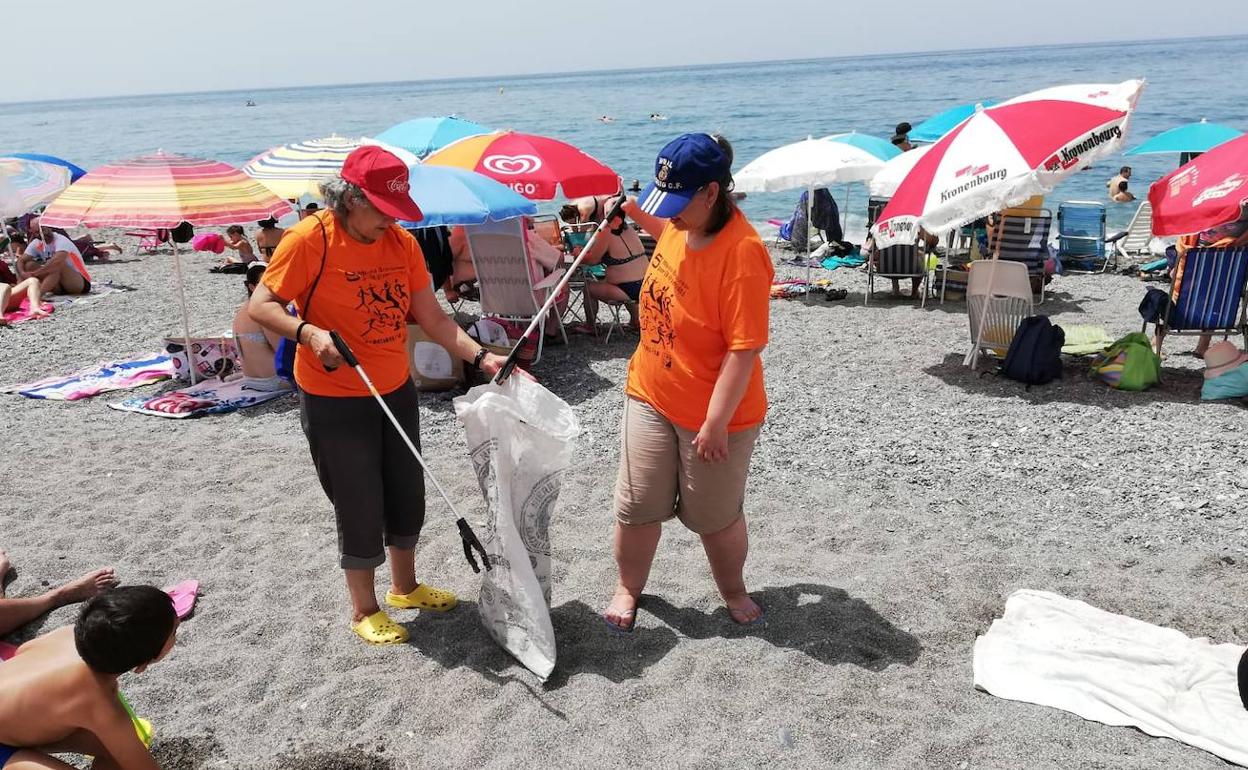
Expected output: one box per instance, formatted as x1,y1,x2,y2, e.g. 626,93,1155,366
483,154,542,176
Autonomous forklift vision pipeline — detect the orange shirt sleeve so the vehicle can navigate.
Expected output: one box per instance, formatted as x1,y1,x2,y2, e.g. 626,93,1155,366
261,226,316,308
719,239,772,351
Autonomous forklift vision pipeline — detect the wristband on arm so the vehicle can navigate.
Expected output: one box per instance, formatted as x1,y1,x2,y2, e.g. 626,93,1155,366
295,321,310,345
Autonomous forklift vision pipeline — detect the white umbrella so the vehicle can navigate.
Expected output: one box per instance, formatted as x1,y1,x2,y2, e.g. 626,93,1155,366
869,144,933,199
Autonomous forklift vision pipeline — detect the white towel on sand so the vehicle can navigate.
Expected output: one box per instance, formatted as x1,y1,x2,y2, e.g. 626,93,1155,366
973,590,1248,767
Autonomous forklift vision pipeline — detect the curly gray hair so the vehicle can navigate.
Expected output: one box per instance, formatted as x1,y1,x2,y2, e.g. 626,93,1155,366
319,177,368,219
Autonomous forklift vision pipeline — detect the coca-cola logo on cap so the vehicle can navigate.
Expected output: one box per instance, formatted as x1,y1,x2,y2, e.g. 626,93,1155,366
482,154,542,175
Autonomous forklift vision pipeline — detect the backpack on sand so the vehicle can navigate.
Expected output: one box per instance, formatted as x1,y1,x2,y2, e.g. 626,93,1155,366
1001,316,1065,387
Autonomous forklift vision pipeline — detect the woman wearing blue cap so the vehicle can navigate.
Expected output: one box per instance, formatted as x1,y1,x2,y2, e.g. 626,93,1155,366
604,133,774,631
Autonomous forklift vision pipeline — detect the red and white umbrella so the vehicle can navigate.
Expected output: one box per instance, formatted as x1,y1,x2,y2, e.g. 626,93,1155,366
873,80,1145,247
1148,133,1248,236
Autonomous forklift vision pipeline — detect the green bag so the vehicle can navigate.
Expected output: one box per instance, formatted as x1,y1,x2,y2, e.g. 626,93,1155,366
1089,332,1161,391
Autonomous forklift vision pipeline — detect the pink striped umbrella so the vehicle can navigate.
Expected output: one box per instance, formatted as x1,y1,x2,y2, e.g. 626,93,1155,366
873,80,1144,247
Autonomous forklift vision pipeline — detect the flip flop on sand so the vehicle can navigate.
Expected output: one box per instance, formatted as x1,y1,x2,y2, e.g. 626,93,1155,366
604,607,636,634
164,580,199,620
351,611,409,645
385,583,458,612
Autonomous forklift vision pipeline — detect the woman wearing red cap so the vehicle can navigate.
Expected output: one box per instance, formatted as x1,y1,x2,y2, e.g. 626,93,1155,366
249,146,508,646
605,133,774,631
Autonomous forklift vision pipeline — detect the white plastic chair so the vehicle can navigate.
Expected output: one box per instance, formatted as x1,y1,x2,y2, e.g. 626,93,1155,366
1108,201,1153,262
464,218,566,364
966,260,1033,368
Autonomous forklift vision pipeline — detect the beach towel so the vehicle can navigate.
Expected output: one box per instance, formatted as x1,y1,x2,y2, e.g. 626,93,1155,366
2,353,173,401
108,375,292,418
45,281,130,308
974,590,1248,767
1059,325,1114,355
454,375,580,681
1,298,53,325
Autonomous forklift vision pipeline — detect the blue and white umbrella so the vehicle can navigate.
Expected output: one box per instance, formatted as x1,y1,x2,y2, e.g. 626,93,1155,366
822,132,901,162
0,157,71,218
398,163,536,228
1,153,87,182
375,116,491,160
910,100,998,143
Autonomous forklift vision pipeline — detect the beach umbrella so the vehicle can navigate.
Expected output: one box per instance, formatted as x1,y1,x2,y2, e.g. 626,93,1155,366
737,135,894,290
397,164,537,228
874,80,1144,249
242,135,362,199
871,80,1144,365
0,157,70,217
869,145,933,198
41,151,295,383
823,132,902,162
1,153,87,182
424,131,618,200
910,100,998,143
374,116,491,160
1148,133,1248,237
1125,119,1242,165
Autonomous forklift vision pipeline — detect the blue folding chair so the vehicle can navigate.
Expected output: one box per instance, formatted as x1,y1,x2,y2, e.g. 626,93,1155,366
1147,247,1248,357
1057,201,1110,274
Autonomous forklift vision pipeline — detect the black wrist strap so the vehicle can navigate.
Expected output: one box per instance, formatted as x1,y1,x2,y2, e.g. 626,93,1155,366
472,347,488,368
295,321,310,345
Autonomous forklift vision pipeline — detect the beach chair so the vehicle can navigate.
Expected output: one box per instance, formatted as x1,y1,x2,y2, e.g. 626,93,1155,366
1145,247,1248,357
1106,201,1153,263
966,260,1033,368
994,208,1052,303
1057,201,1111,274
863,195,929,305
124,228,164,254
464,218,566,365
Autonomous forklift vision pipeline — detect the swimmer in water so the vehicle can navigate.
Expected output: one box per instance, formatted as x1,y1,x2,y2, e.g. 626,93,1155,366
649,113,667,121
599,115,615,123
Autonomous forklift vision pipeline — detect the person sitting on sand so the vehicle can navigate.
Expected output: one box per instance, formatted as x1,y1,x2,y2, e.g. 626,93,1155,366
0,276,49,321
0,550,117,638
233,263,289,391
0,586,177,770
222,225,256,265
254,218,285,262
560,195,647,334
606,133,772,631
18,227,91,296
1111,180,1135,203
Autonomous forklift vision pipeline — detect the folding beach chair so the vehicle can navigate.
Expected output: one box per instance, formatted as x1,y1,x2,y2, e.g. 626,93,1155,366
994,208,1052,303
1057,201,1111,274
1145,247,1248,357
1106,201,1153,263
124,228,164,254
967,260,1033,368
464,218,566,364
863,195,929,305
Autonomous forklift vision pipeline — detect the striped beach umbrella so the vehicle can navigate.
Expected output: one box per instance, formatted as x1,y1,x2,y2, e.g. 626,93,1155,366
424,131,617,200
242,135,362,199
873,80,1145,249
0,157,71,217
40,151,293,228
1,153,87,182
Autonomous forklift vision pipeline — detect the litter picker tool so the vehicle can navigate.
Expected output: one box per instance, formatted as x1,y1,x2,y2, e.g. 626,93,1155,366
493,193,628,384
328,330,491,573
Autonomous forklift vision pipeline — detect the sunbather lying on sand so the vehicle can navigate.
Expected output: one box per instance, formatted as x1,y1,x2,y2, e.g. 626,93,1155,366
0,586,177,770
0,278,48,321
0,550,117,637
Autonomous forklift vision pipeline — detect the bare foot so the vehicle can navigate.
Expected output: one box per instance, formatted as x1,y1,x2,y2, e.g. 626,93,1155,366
57,568,119,604
0,550,11,582
724,592,763,625
604,588,638,631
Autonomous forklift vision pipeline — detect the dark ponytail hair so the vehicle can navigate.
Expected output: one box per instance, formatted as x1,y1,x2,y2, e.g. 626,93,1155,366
704,133,737,236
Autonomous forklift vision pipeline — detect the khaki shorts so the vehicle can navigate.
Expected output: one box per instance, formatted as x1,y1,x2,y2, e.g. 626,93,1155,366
614,398,760,534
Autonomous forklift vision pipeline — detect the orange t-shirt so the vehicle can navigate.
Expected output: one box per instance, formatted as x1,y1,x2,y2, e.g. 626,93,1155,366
262,212,431,397
625,209,773,432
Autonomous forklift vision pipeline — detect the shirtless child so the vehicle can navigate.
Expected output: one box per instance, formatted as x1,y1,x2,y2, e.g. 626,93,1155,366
0,586,177,770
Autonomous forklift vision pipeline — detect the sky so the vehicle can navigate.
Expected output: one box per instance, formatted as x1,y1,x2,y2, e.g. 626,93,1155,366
7,0,1245,103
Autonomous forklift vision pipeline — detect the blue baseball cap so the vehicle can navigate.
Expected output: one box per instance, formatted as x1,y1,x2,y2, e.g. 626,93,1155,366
637,133,731,218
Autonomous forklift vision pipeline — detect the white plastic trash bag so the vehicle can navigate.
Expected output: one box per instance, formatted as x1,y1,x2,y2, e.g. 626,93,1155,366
454,375,580,680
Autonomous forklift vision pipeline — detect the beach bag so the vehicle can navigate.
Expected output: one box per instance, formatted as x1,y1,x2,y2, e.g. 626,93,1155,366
1089,332,1161,391
405,323,463,391
454,375,581,680
169,222,194,244
1001,316,1064,387
163,336,240,381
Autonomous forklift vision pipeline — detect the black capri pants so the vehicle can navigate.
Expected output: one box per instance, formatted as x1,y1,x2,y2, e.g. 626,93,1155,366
299,379,426,569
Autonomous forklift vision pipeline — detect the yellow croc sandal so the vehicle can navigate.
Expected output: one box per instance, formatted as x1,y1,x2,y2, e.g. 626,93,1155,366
351,611,410,645
385,583,458,612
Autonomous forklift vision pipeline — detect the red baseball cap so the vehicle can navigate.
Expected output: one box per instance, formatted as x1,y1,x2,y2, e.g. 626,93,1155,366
340,146,423,222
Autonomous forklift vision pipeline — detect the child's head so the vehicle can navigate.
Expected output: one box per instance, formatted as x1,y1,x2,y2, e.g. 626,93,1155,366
75,586,178,674
226,225,244,237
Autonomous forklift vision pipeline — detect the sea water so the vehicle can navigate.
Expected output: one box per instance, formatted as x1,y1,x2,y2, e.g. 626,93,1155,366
2,35,1245,235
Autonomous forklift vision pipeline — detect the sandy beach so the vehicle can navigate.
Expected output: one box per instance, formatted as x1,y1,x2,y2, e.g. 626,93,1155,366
2,232,1246,769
